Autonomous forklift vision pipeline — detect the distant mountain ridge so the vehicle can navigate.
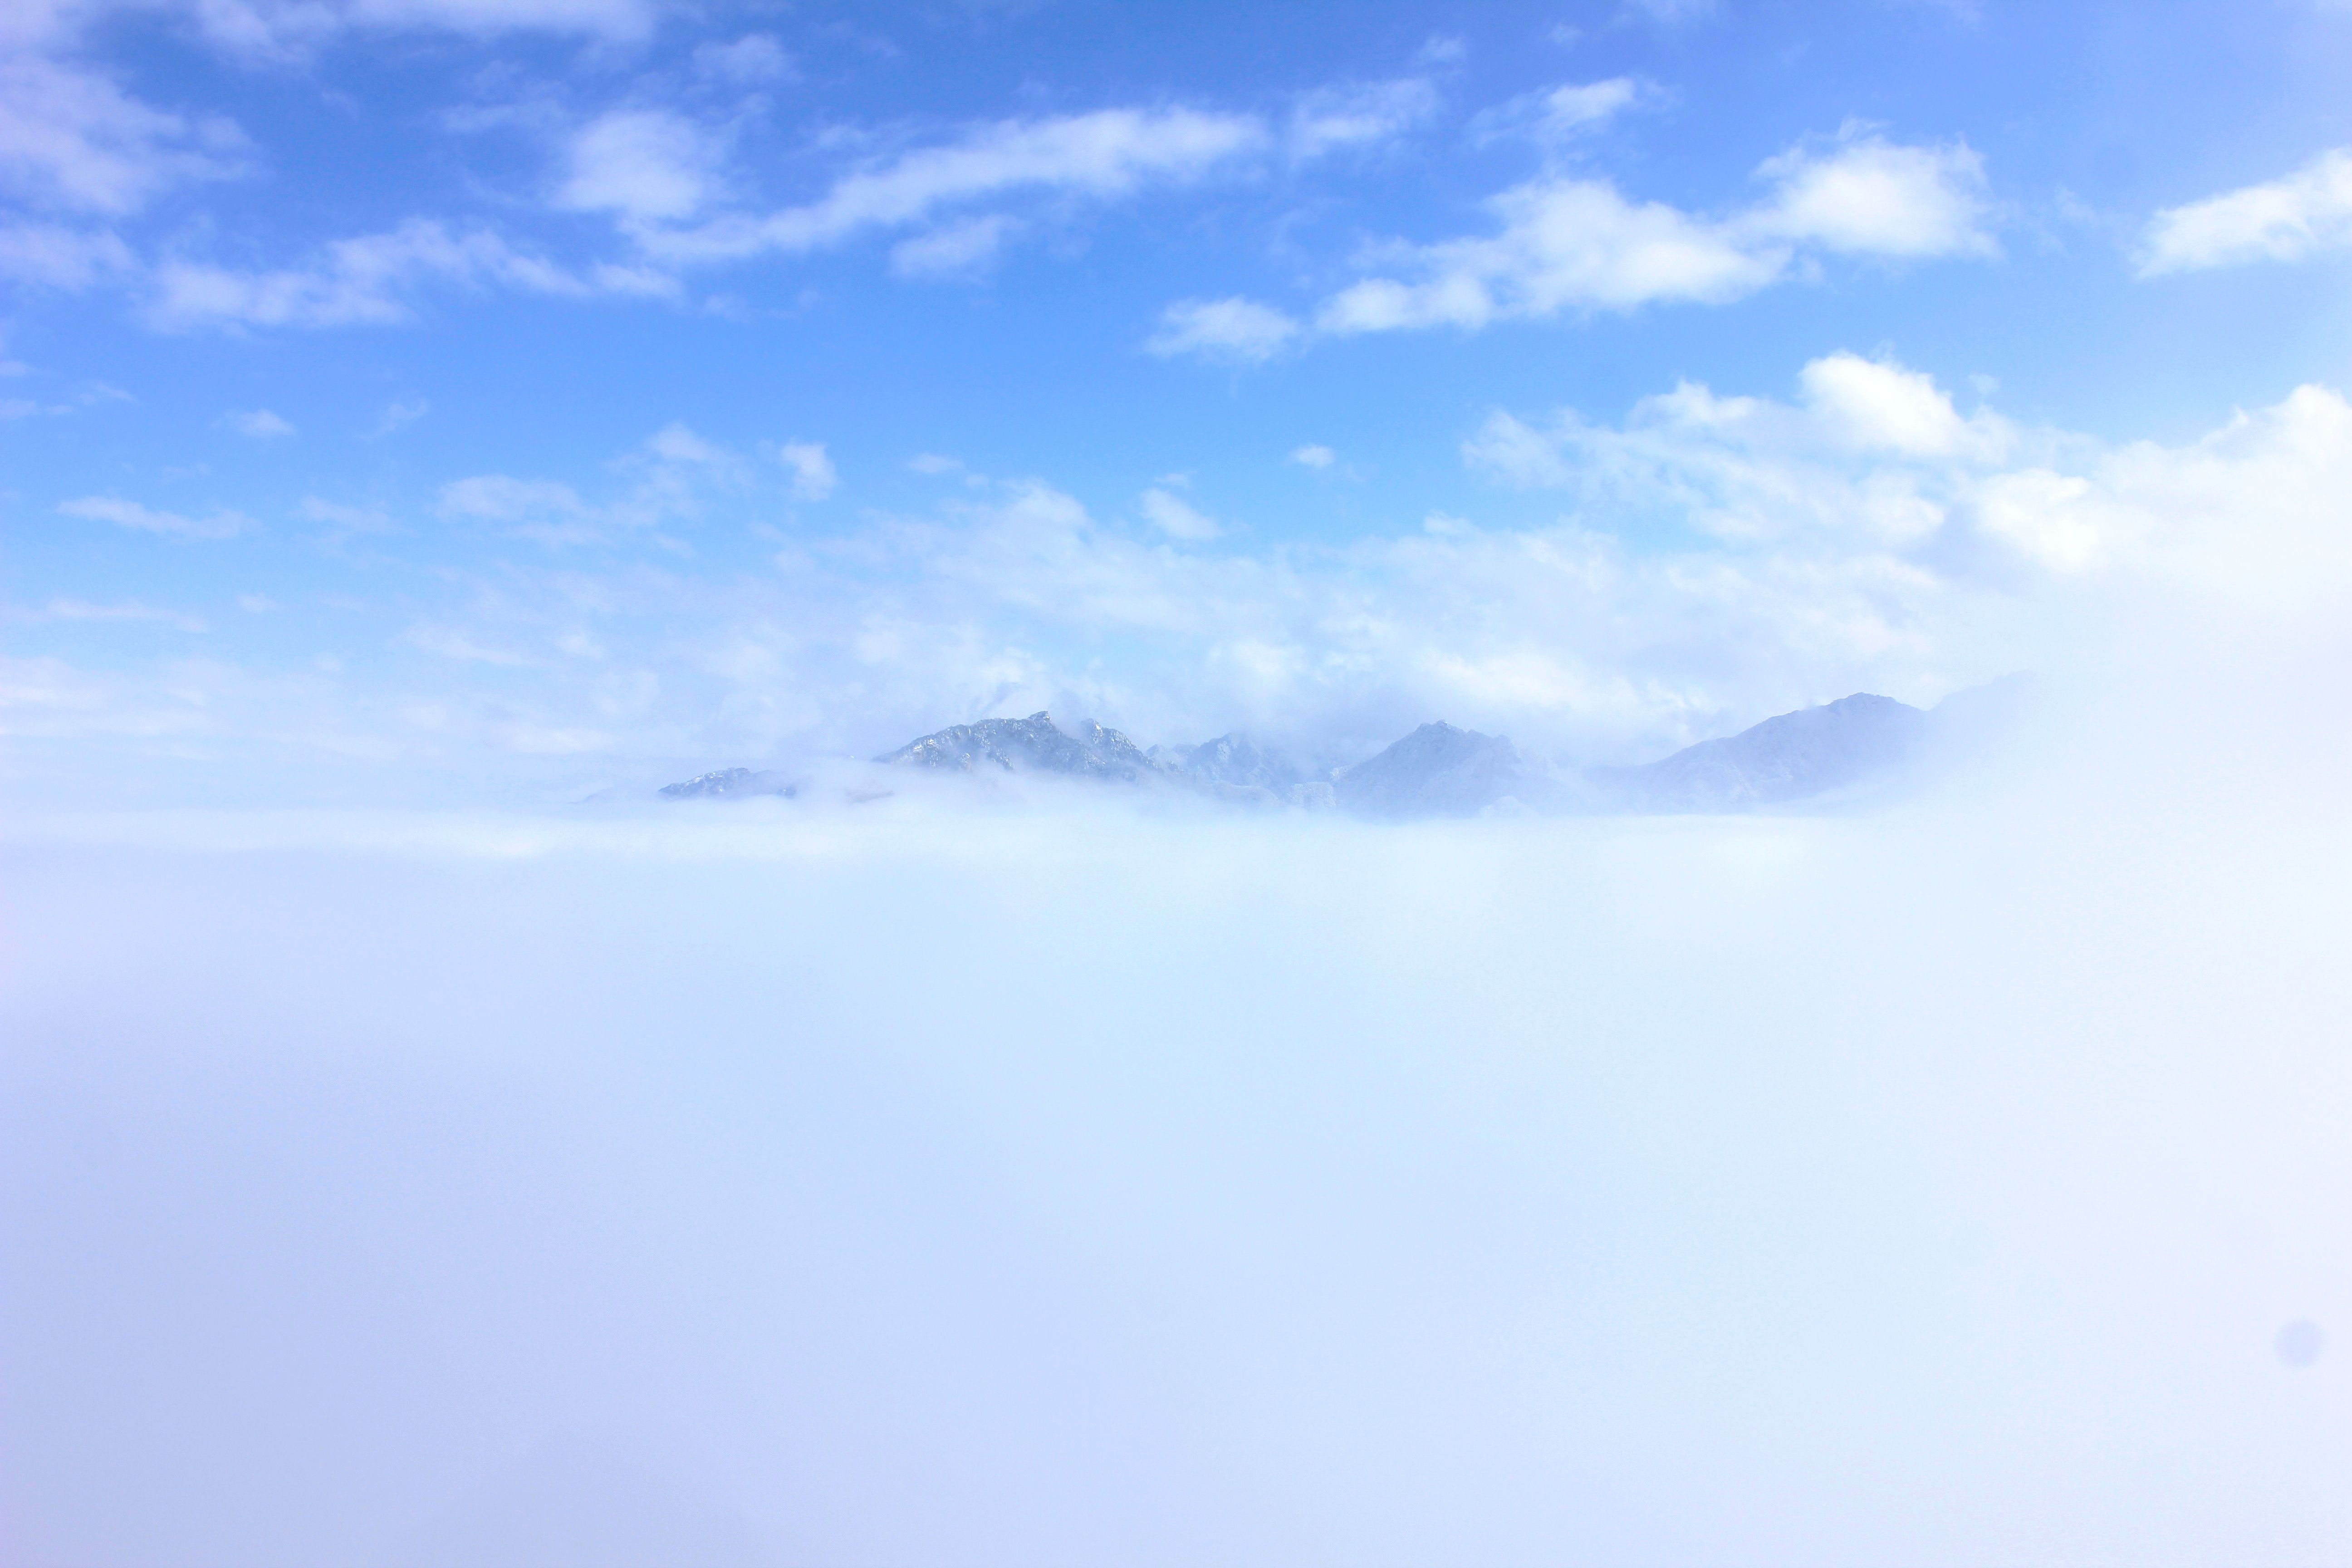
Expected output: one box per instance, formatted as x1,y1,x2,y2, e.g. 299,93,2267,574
877,711,1159,781
1332,722,1540,818
658,681,2029,817
1150,733,1306,795
658,767,797,800
1590,692,1927,813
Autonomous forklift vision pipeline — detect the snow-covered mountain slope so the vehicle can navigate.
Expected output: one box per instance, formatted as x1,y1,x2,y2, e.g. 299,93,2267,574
1152,733,1303,793
657,767,798,800
1331,722,1538,818
1593,693,1929,813
876,712,1160,781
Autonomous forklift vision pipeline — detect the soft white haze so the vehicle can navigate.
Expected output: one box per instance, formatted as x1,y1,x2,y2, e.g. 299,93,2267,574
8,3,2352,1563
8,353,2352,1566
5,621,2352,1564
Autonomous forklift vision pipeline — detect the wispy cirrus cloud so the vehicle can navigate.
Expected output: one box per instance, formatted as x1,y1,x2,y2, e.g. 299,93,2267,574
0,222,134,287
1146,296,1303,363
23,598,209,632
1137,486,1220,540
223,407,294,438
611,75,1445,277
59,494,256,540
692,32,792,83
431,422,822,548
636,106,1271,268
890,214,1018,279
0,45,250,216
1624,0,1720,24
146,218,677,329
166,0,672,62
1286,78,1440,160
1468,77,1651,146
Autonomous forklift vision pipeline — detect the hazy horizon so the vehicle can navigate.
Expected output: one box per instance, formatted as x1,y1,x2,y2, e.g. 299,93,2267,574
5,1,2350,1563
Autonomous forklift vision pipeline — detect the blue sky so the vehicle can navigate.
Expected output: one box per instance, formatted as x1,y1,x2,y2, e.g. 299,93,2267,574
5,0,2351,804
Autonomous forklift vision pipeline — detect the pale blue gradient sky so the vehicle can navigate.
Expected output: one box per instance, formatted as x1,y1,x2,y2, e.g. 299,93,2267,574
4,0,2351,803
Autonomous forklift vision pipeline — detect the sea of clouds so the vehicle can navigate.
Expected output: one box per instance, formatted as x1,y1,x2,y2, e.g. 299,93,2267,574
9,352,2352,1565
7,3,2351,1553
4,635,2350,1565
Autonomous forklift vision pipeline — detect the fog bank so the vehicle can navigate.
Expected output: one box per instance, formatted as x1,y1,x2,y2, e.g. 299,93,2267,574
4,766,2348,1565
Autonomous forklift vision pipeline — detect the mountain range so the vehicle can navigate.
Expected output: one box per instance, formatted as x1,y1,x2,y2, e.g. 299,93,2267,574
659,679,2029,817
657,767,798,801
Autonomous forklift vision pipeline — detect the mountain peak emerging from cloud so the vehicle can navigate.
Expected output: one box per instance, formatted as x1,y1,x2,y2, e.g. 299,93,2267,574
1330,721,1538,818
658,685,2024,818
1590,692,1926,812
875,711,1160,781
657,766,797,800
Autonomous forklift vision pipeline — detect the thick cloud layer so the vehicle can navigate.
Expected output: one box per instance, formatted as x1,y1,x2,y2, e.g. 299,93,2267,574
5,707,2348,1564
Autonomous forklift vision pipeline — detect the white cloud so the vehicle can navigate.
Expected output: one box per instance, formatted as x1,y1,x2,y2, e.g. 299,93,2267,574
176,0,665,59
1287,79,1439,160
370,398,429,436
428,426,802,549
674,463,1976,760
34,598,208,632
558,109,726,226
1147,297,1302,363
2139,148,2352,275
225,407,295,438
1138,486,1221,540
890,214,1017,278
1749,127,1995,258
1973,386,2352,587
1796,352,1988,458
147,219,677,329
300,495,397,534
30,361,2352,789
1284,128,1993,343
402,622,540,666
1626,0,1720,22
438,474,589,522
59,494,255,540
1462,352,2352,607
693,33,792,83
1470,78,1646,145
348,0,662,36
778,440,837,501
1289,444,1337,469
640,107,1266,265
1318,181,1775,332
1462,352,2012,549
647,421,725,464
0,49,250,215
0,221,135,288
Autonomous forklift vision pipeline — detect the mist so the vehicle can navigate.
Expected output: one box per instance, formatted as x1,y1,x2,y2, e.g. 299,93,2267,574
13,0,2352,1557
6,677,2348,1567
